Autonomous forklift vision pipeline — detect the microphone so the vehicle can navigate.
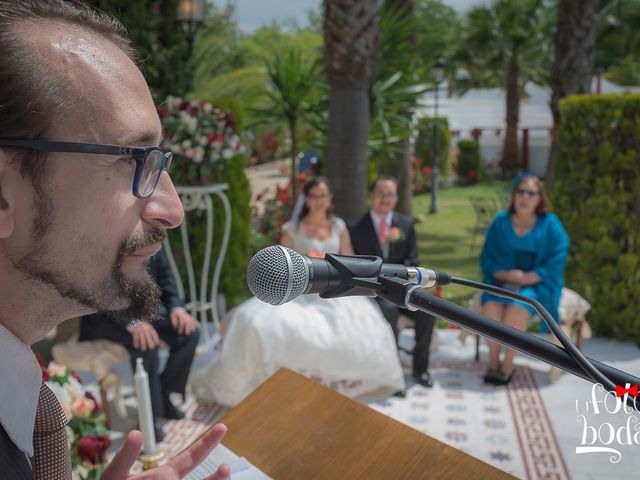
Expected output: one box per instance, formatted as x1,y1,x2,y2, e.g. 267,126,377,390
247,245,451,305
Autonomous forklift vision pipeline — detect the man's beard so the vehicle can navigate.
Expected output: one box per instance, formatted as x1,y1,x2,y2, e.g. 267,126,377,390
14,192,165,325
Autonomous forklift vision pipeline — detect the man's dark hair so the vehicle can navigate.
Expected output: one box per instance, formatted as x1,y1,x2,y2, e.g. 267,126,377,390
0,0,134,190
370,175,398,192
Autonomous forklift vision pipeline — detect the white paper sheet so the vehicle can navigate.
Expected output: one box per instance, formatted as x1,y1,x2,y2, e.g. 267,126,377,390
184,443,272,480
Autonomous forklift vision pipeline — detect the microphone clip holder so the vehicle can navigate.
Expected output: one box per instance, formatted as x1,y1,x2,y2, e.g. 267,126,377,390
319,253,386,299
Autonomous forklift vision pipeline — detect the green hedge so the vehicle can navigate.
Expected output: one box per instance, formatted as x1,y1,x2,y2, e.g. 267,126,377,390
553,93,640,344
169,155,252,311
456,139,482,185
415,116,451,180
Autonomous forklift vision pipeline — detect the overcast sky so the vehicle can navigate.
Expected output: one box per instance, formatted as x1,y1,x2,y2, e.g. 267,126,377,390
211,0,488,33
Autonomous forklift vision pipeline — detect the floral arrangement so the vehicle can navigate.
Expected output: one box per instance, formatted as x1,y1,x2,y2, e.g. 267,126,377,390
158,96,244,186
36,355,110,480
411,155,433,194
250,171,312,253
250,180,295,253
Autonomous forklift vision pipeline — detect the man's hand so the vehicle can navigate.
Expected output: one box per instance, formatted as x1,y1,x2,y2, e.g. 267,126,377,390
101,425,230,479
131,323,161,351
170,308,199,336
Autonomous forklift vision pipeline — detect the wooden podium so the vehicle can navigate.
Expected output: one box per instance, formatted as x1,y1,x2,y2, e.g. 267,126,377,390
220,368,515,479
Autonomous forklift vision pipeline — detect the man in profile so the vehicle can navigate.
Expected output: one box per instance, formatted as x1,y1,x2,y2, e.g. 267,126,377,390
0,0,228,477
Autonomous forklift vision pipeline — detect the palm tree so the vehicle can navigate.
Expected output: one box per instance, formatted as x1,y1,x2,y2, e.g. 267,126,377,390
459,0,554,178
255,48,318,200
324,0,379,219
546,0,599,186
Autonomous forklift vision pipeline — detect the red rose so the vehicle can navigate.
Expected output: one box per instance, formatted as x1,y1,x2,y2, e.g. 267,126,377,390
77,435,111,466
422,166,432,176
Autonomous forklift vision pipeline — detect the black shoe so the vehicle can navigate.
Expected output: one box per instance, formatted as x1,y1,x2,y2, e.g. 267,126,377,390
162,398,186,420
392,390,407,398
493,369,515,386
154,425,165,443
413,371,434,388
483,369,499,384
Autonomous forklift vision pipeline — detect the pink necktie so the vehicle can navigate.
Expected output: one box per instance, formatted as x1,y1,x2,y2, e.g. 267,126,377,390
379,217,389,246
32,383,72,480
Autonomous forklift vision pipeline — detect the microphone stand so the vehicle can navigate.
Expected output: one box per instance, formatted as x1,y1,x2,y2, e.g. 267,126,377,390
375,276,640,388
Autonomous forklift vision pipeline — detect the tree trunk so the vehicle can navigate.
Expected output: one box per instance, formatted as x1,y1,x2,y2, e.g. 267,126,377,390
386,0,415,217
324,0,379,220
289,117,297,202
547,0,599,188
502,57,520,178
395,136,414,215
326,86,370,220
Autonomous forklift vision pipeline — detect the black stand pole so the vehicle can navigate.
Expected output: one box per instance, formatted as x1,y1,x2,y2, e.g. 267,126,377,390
376,278,640,388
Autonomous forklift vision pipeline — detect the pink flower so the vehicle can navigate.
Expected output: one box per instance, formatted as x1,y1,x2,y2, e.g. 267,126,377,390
388,227,402,242
84,391,102,415
71,397,96,420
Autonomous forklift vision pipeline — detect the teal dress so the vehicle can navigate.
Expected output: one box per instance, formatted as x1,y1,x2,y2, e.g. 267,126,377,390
479,211,569,330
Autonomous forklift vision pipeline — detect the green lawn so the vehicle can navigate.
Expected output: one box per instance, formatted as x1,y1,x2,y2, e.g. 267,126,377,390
412,181,509,307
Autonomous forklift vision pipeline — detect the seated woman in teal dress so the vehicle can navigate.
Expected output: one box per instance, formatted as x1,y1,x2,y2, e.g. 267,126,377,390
480,174,569,385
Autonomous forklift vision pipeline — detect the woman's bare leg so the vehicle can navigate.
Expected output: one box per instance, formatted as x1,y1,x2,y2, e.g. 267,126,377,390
482,302,507,372
501,304,531,376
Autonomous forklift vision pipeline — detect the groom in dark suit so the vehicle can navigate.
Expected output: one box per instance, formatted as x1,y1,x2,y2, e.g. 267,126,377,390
79,249,200,440
348,176,436,388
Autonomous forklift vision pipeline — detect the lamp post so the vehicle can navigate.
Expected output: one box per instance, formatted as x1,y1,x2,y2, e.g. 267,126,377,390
429,59,445,215
176,0,205,57
595,65,604,95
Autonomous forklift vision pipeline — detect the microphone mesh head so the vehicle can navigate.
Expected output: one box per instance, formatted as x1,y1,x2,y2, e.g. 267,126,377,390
247,246,309,305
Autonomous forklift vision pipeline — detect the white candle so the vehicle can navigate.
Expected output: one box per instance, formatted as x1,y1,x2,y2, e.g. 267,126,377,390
134,357,157,454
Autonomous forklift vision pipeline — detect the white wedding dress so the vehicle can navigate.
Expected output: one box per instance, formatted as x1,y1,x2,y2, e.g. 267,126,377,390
191,217,405,407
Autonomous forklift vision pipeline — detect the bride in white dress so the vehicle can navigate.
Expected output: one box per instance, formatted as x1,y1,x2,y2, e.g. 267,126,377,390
191,177,405,407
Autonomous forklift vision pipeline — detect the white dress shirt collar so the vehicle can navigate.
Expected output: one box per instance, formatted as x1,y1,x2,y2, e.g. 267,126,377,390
0,322,42,456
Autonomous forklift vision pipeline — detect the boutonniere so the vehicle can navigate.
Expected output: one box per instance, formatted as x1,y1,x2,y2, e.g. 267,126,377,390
388,226,405,243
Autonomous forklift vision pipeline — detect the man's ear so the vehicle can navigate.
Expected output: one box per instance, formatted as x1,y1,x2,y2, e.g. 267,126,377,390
0,152,16,239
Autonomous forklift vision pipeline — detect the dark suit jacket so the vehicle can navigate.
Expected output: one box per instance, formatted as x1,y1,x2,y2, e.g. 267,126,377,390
348,210,420,266
78,249,184,342
0,424,32,480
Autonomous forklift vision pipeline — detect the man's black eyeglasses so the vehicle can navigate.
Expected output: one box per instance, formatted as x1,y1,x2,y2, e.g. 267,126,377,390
0,138,172,199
